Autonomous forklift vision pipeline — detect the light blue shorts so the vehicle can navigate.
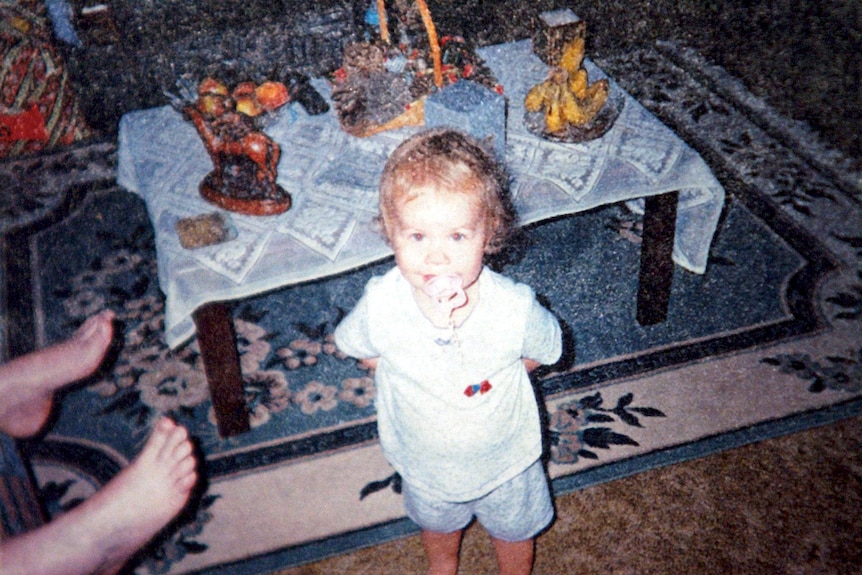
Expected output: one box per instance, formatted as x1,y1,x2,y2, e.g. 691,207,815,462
402,459,555,542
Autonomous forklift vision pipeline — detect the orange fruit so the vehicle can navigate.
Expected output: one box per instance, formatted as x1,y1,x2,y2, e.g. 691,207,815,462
255,81,289,110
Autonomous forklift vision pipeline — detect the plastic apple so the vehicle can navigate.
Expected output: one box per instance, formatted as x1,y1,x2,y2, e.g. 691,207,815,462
235,96,263,117
197,94,228,117
255,81,289,111
199,77,229,96
232,81,257,99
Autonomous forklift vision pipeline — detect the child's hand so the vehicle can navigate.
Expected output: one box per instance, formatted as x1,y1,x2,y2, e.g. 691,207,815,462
359,357,380,371
522,358,541,373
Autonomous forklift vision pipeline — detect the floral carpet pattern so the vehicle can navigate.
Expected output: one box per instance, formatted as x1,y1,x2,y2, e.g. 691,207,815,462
6,42,861,574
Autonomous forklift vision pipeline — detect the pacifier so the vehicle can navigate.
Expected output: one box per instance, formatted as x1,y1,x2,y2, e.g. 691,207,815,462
422,274,467,318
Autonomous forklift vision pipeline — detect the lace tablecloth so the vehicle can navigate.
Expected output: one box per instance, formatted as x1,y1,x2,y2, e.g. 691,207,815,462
118,40,725,348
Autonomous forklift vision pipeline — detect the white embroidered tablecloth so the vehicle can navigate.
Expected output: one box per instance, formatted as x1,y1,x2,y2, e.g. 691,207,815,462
118,40,725,348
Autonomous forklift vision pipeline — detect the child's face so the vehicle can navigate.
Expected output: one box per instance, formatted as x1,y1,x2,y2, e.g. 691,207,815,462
390,185,488,301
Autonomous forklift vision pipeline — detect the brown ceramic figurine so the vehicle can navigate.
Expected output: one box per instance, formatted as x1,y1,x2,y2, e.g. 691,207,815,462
185,79,291,216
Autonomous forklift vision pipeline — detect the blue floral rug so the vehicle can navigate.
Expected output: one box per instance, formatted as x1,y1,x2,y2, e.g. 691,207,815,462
8,42,862,574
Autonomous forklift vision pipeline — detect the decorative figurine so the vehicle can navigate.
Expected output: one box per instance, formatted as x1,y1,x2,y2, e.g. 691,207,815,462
184,78,292,216
525,36,609,133
524,18,622,144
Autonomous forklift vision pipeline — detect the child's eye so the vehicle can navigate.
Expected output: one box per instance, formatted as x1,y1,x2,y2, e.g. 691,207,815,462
451,232,466,242
409,233,424,242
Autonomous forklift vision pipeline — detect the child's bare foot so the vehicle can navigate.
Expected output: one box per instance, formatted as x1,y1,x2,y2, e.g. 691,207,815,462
1,417,198,575
0,310,115,437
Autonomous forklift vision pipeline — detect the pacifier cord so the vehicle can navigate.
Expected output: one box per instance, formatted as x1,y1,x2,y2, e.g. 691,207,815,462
424,274,465,346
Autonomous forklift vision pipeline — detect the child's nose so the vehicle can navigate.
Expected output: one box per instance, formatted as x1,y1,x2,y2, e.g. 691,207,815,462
424,241,450,265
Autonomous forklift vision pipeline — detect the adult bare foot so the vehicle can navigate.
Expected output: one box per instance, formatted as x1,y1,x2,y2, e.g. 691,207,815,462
0,309,115,437
1,417,198,575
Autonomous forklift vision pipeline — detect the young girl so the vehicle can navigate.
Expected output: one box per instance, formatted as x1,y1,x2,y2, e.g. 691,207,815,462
334,128,562,575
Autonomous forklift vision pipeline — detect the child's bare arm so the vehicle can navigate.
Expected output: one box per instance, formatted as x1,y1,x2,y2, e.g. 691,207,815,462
522,358,541,373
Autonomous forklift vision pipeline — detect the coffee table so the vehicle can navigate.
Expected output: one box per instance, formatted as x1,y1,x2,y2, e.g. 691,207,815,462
118,41,724,436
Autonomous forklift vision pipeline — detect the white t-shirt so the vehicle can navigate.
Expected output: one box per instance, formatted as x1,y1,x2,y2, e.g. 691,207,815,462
335,266,562,501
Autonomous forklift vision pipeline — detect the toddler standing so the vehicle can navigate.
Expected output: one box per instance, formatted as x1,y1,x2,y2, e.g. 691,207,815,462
334,128,562,575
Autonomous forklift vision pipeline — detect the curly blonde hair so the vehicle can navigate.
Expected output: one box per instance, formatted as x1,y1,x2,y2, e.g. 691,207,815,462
378,128,515,254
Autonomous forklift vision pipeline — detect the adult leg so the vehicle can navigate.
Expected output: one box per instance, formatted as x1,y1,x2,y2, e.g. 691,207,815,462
0,417,197,575
491,537,535,575
421,529,463,575
0,310,115,438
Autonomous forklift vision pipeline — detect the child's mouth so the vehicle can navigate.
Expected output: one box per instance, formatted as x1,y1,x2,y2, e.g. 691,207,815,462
422,274,467,317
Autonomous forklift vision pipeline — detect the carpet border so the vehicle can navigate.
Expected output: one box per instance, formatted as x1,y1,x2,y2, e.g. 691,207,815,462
181,397,862,575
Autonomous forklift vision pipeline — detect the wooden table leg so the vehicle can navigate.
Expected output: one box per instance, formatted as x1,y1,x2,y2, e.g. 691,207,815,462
193,302,250,437
636,191,679,326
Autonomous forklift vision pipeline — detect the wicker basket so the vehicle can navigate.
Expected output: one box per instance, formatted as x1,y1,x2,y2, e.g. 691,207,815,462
329,0,444,138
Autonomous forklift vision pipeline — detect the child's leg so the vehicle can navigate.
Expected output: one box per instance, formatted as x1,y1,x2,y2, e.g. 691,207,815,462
421,529,463,575
491,537,535,575
475,460,552,575
0,310,114,438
